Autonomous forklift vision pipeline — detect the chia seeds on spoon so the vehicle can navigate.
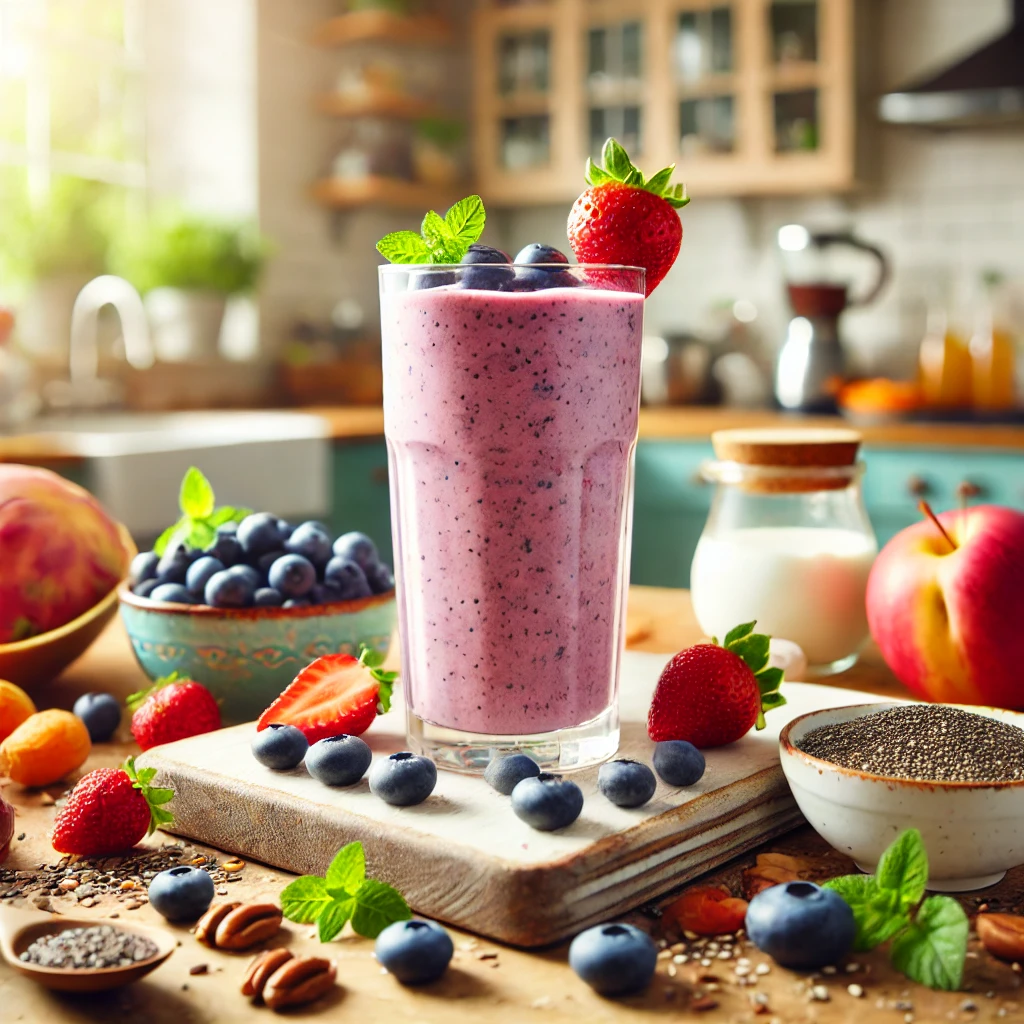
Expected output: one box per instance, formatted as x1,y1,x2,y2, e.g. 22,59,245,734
797,705,1024,782
20,925,158,969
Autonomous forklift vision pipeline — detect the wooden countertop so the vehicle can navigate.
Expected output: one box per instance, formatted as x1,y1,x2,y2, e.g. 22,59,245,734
7,406,1024,467
4,589,1023,1022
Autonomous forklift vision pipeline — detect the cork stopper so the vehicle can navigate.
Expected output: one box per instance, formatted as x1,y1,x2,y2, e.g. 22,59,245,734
709,428,862,493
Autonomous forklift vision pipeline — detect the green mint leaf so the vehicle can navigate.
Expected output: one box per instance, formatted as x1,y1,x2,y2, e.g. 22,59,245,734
188,520,216,551
350,878,412,939
280,875,332,924
317,898,355,942
153,516,189,556
727,632,770,674
876,829,929,913
179,466,215,519
421,209,458,261
723,622,756,646
602,138,634,180
443,195,485,249
756,667,784,694
208,505,251,528
325,842,366,894
890,895,968,990
824,874,908,951
377,231,432,264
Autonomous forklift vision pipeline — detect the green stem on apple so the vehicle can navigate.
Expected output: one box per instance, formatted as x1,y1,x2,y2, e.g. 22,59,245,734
918,500,957,552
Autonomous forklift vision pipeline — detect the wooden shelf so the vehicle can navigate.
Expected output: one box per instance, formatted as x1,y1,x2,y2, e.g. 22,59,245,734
314,91,447,120
309,176,462,211
313,11,454,47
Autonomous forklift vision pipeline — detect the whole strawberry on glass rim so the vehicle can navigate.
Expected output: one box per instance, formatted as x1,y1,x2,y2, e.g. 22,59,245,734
129,672,221,752
568,137,689,297
51,756,174,856
648,622,785,748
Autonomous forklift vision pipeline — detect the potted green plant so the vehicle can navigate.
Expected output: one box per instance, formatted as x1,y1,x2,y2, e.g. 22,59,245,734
110,211,269,362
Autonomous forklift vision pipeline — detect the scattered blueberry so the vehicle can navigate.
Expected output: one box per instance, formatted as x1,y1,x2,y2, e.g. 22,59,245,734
568,923,658,996
511,773,584,831
147,865,215,922
254,587,285,607
185,556,225,596
369,752,437,806
237,512,285,556
72,692,121,743
155,547,191,585
285,522,333,567
598,759,657,808
375,919,453,985
652,741,706,787
252,724,308,770
332,531,379,572
745,882,856,970
150,582,195,604
364,561,395,595
324,557,372,600
306,734,373,786
203,532,242,567
204,568,256,608
129,551,159,587
484,753,540,795
133,578,160,598
268,554,317,598
514,243,569,265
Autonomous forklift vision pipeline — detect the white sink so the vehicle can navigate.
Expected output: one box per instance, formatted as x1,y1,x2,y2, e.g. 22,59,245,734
20,411,332,539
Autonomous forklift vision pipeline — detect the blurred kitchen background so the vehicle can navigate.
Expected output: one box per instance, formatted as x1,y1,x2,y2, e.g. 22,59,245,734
1,0,1023,588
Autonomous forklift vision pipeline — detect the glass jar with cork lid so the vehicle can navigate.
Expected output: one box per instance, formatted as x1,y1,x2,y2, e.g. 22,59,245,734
690,429,877,676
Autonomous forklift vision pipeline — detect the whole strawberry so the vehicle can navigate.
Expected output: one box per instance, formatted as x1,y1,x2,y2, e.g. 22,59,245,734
648,622,785,748
51,756,174,856
567,138,689,297
129,673,221,751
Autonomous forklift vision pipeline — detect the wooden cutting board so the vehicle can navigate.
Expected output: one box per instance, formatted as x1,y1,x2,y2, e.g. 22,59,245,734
138,652,882,947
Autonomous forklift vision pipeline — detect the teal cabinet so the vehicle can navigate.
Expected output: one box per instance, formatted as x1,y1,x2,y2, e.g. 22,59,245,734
330,440,394,566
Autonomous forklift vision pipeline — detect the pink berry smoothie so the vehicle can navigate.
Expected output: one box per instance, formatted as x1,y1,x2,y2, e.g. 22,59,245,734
381,280,644,737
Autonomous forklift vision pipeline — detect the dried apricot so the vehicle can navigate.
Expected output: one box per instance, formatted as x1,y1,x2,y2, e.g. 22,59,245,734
663,885,749,936
0,709,91,787
0,680,36,742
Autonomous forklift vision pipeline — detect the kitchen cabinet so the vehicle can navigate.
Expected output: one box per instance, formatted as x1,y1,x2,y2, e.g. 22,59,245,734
330,440,394,566
471,0,856,203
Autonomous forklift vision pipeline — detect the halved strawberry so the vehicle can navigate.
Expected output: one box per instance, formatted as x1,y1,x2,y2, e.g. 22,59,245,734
257,647,396,742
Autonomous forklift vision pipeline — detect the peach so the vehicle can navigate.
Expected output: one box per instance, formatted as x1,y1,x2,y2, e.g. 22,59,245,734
0,465,129,643
866,504,1024,708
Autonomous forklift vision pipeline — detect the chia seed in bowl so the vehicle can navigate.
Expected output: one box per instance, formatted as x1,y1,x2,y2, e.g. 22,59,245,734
20,925,158,970
796,704,1024,783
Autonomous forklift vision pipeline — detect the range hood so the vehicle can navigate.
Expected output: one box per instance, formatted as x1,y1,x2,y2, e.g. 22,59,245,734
878,0,1024,127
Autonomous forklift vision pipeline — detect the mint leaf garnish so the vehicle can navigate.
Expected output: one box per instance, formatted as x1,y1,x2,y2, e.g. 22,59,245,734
890,895,968,991
825,830,968,989
180,466,214,519
585,138,690,209
376,195,486,264
280,840,411,941
153,467,250,555
719,622,784,730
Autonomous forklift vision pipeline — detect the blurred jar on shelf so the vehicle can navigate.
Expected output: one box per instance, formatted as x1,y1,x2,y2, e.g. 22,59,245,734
331,119,413,180
412,118,466,187
917,276,971,409
969,271,1016,412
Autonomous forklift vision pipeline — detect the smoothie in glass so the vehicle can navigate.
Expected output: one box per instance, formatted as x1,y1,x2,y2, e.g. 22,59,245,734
380,267,644,770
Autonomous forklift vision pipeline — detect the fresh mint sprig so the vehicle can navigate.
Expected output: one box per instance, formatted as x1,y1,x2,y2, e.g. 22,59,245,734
153,466,252,555
585,138,690,209
280,841,411,942
376,194,486,264
824,829,968,990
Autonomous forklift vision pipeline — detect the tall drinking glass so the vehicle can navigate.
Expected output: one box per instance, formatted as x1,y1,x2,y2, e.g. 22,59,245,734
379,264,645,772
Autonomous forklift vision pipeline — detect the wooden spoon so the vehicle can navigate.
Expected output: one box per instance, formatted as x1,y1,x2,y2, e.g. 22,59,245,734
0,905,176,992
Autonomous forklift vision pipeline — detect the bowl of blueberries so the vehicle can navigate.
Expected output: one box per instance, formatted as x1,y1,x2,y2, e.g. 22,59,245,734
118,513,396,725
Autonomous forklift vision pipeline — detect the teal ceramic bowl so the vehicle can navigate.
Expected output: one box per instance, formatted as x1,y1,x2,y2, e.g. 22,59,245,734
118,581,397,725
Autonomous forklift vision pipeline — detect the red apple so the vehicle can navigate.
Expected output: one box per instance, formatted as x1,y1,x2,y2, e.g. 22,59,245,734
866,504,1024,708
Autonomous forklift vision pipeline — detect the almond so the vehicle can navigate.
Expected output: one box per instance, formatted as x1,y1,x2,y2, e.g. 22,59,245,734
263,956,336,1011
215,903,283,951
977,913,1024,962
242,948,294,997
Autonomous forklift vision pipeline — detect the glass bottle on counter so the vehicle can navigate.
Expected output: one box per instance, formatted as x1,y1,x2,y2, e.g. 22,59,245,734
918,285,971,409
969,272,1016,412
690,429,877,677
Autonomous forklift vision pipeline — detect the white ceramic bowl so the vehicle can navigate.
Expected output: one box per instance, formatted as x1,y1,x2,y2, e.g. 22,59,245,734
780,702,1024,891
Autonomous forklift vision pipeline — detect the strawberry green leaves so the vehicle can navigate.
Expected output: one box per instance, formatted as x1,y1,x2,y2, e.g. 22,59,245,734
153,466,251,555
122,756,175,835
376,195,486,264
717,621,785,729
280,841,411,942
585,138,690,209
824,829,969,990
358,644,397,715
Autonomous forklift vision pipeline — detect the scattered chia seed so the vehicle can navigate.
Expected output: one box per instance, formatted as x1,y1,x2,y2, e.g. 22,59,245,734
20,925,157,969
798,705,1024,782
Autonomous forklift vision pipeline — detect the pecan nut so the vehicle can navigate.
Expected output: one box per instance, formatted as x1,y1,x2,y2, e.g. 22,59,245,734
215,903,283,951
977,913,1024,962
195,902,242,946
263,956,337,1011
241,948,294,997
